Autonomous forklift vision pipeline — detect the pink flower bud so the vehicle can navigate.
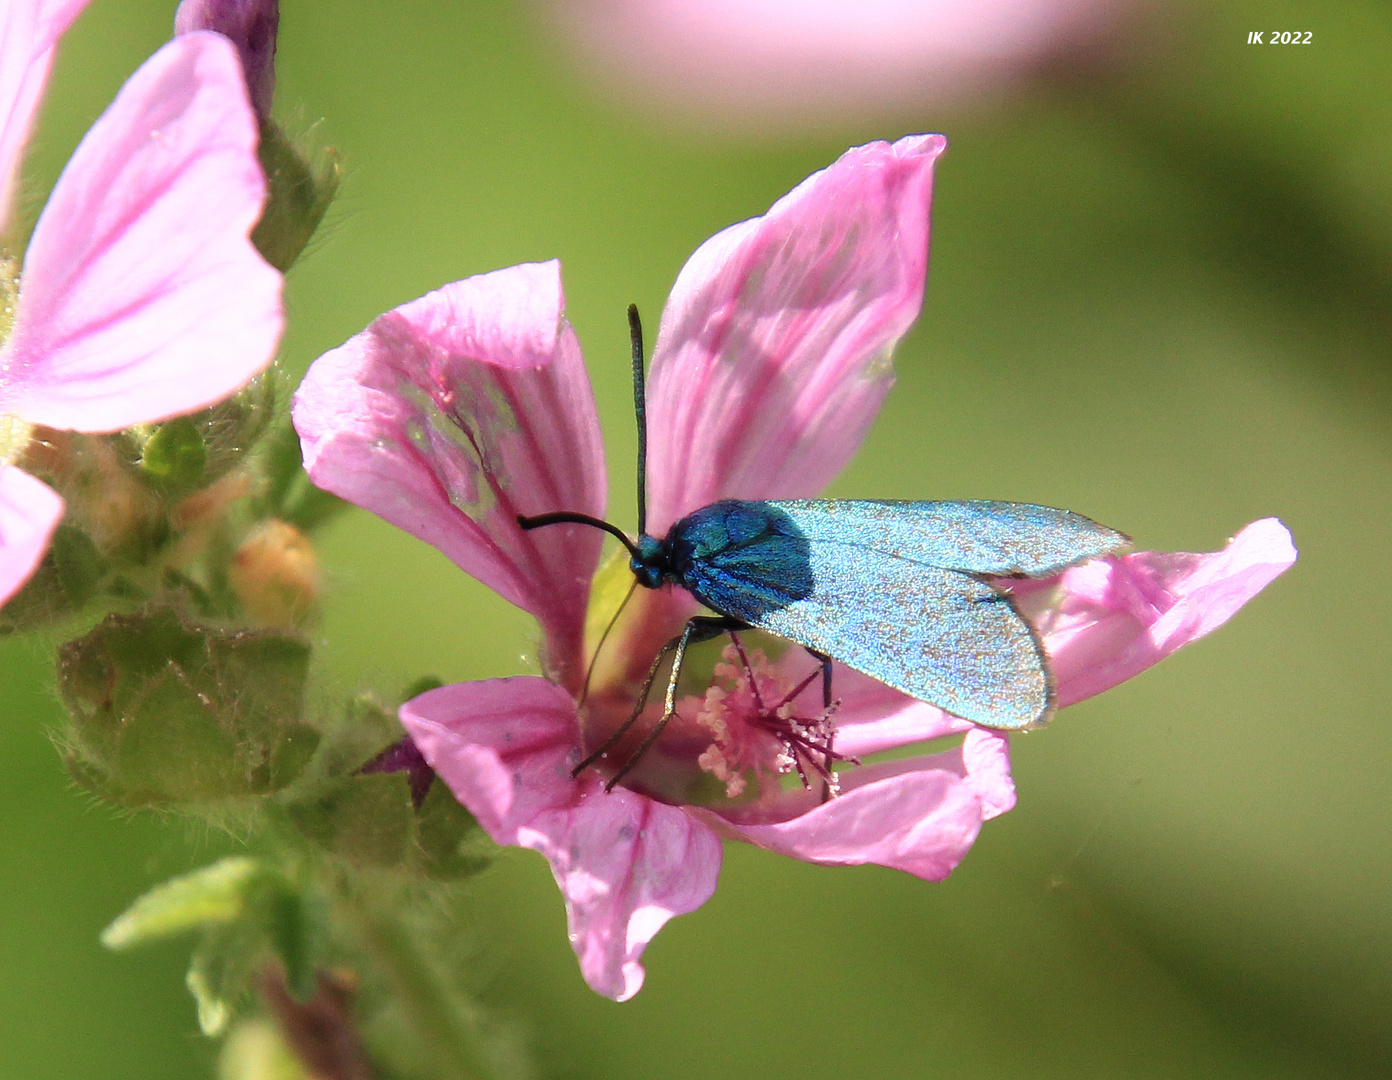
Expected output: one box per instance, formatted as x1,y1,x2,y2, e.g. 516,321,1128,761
230,518,320,628
174,0,278,120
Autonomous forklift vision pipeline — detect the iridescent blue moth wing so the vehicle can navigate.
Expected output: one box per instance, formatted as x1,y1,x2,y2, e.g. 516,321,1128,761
770,500,1130,578
668,499,1129,730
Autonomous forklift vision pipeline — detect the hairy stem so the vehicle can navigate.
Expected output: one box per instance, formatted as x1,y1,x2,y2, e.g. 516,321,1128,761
340,887,495,1080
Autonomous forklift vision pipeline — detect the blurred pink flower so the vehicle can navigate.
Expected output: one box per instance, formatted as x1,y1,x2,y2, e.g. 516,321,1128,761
548,0,1139,127
0,3,282,608
292,135,1294,999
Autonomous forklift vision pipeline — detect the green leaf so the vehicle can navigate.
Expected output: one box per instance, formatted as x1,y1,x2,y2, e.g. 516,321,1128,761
186,918,266,1037
265,885,323,1002
101,857,269,950
104,858,330,1035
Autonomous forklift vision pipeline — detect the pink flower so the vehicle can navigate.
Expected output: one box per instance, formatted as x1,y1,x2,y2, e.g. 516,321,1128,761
292,135,1295,999
547,0,1141,128
0,3,282,609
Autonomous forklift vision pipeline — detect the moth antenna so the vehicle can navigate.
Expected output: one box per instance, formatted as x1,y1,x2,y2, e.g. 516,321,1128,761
578,577,638,707
517,511,642,561
629,303,648,539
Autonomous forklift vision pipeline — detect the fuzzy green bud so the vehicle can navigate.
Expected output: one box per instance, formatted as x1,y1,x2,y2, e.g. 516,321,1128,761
252,122,340,272
59,607,319,807
126,375,275,502
140,416,208,490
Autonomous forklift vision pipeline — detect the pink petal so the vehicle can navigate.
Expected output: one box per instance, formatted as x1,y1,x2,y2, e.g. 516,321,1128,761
643,134,944,534
0,464,63,607
712,744,989,881
1,32,281,431
0,0,90,235
522,790,722,1001
293,263,606,687
401,676,585,843
401,677,722,1001
961,727,1015,820
1017,518,1298,707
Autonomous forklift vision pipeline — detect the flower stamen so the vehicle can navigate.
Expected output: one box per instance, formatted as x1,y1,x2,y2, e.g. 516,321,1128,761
696,636,859,800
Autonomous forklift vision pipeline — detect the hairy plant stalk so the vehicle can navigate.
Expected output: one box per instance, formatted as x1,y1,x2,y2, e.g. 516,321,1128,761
339,885,496,1080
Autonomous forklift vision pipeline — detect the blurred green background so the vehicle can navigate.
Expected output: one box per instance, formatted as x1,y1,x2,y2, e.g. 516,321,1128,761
2,0,1389,1076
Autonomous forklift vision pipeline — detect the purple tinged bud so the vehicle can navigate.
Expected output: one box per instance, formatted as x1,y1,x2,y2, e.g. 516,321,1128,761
174,0,279,120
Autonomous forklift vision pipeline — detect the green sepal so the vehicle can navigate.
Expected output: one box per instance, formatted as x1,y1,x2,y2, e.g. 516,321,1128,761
301,693,401,781
402,675,446,700
416,780,491,881
255,418,347,533
253,121,340,272
59,607,320,807
287,773,416,868
282,691,492,876
285,764,491,880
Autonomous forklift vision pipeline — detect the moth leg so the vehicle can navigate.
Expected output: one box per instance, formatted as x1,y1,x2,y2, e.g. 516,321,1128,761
604,615,744,791
805,648,834,709
570,636,675,779
803,648,838,802
571,615,741,784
